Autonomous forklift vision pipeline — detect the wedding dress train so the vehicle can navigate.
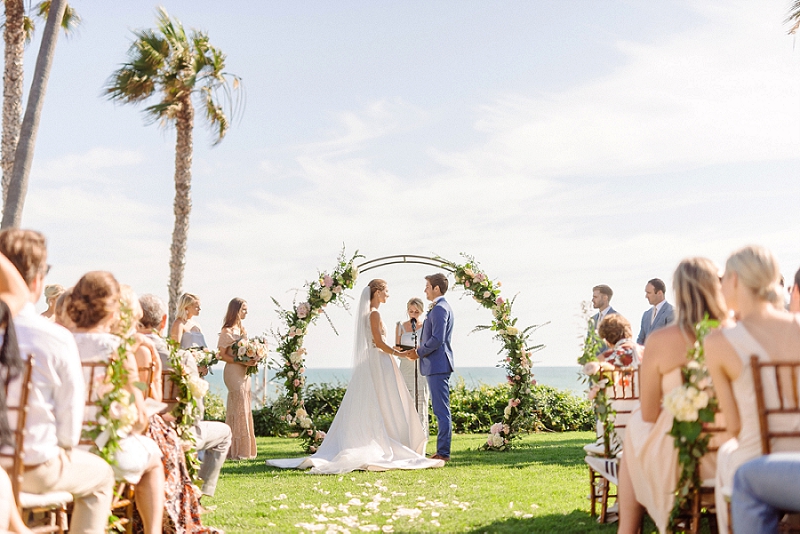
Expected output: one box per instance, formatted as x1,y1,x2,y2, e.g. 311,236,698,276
265,288,444,474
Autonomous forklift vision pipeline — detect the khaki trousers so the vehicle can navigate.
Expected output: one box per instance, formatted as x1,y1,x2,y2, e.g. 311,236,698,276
22,448,114,534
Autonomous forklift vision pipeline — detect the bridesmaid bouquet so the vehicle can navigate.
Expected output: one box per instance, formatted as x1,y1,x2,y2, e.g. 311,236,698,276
191,347,219,373
231,336,269,376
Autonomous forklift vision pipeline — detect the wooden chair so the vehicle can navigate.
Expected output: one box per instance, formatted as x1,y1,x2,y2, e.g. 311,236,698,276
586,366,640,523
80,360,135,534
1,355,72,533
749,355,800,533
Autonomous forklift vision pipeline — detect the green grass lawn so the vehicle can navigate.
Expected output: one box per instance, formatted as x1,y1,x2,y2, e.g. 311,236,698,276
202,431,626,533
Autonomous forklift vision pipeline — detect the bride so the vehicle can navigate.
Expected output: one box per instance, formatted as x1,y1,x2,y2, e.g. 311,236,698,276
265,279,445,474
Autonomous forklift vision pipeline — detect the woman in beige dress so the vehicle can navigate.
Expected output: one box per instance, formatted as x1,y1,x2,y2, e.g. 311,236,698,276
706,245,800,533
218,298,258,459
617,257,727,533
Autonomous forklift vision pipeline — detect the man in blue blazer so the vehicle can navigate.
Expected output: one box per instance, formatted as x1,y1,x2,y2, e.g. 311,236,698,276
408,273,454,461
589,284,617,353
637,278,675,345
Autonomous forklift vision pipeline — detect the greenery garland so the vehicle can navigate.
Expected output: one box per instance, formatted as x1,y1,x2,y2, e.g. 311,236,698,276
272,249,361,452
577,311,618,456
443,255,542,451
664,317,719,528
82,302,138,464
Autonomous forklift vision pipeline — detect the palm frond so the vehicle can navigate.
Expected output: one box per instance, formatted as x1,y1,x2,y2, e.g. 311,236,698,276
786,0,800,34
22,15,34,45
34,1,81,35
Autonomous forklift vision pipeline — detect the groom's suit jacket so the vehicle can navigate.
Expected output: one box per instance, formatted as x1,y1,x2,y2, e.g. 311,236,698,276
418,297,454,376
636,301,675,345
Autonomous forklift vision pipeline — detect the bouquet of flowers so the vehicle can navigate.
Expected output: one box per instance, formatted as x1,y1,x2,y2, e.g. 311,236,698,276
185,347,219,374
231,336,269,376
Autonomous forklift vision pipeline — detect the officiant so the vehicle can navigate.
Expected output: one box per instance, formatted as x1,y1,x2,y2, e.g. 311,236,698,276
395,297,430,437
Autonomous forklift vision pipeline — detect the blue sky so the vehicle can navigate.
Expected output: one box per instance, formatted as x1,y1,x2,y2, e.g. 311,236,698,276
15,0,800,369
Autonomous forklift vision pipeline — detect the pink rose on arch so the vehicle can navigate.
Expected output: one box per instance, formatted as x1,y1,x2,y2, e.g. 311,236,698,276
322,275,334,288
297,302,311,319
293,379,300,387
490,422,504,434
588,384,601,400
309,446,317,453
495,296,504,306
510,398,520,407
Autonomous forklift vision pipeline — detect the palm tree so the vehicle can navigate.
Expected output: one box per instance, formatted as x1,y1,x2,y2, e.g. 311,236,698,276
2,0,79,206
0,0,65,228
105,7,241,325
788,1,800,34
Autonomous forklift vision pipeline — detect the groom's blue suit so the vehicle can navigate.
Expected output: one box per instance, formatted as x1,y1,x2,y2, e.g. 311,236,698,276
418,297,454,458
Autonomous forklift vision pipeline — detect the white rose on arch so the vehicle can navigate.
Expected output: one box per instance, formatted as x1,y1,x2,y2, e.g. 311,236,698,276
320,287,333,302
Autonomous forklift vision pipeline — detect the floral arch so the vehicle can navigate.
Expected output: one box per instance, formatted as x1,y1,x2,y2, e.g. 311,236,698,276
272,250,539,452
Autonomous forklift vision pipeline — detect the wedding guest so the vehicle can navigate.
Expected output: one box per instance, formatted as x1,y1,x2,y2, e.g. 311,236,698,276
636,278,675,345
0,249,33,534
617,257,728,534
705,245,800,533
0,230,115,534
69,271,164,534
170,293,206,348
139,293,232,497
588,284,616,353
218,298,257,460
731,453,800,533
598,314,641,368
395,297,429,437
789,266,800,313
53,287,74,330
39,283,63,320
121,289,211,533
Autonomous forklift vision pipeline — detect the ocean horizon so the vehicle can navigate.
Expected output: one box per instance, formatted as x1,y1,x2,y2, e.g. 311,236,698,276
204,365,585,407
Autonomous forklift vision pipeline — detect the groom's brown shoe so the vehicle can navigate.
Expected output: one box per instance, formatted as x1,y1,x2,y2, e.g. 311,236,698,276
430,454,450,462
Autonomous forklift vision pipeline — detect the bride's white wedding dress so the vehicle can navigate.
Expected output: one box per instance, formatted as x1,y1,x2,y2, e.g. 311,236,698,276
265,288,445,474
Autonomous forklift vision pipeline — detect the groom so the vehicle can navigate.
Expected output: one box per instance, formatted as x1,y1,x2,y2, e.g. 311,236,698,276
408,273,454,462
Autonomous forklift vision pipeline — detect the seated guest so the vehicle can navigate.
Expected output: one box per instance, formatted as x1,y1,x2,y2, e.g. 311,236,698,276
706,245,800,533
69,271,164,534
732,453,800,533
53,287,74,330
170,293,206,349
39,283,63,321
118,286,162,401
790,266,800,313
617,257,728,533
139,293,231,497
598,314,641,368
0,230,114,534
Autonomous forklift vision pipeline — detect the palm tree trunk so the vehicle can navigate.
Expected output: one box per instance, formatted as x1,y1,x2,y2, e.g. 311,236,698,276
1,0,66,229
168,96,194,326
2,0,25,208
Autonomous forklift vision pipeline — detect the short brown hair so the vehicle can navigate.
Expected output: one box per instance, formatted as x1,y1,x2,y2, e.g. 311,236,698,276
0,229,47,286
67,271,120,328
593,284,613,299
426,273,448,295
598,314,632,346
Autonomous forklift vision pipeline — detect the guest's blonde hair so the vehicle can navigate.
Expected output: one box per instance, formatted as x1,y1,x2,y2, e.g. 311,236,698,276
176,293,200,321
673,257,727,334
725,245,783,308
113,285,143,337
44,284,64,301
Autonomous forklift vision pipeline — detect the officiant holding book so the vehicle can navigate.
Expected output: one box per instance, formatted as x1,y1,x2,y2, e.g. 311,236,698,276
395,297,429,437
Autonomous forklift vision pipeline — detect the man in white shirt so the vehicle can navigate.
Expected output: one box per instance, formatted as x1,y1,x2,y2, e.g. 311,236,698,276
1,229,114,534
138,293,231,496
636,278,675,345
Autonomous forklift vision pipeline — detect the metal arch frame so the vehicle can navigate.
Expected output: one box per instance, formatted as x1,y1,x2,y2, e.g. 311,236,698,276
357,254,455,274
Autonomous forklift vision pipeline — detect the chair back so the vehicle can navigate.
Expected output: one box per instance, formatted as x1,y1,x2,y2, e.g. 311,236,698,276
609,366,640,438
1,355,35,508
137,361,155,395
751,355,800,455
161,369,180,413
80,360,110,448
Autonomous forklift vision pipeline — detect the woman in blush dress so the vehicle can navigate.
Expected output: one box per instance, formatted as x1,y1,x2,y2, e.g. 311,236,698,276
68,272,165,534
266,280,444,474
170,293,206,349
395,297,429,438
218,298,258,460
617,258,728,534
706,245,800,533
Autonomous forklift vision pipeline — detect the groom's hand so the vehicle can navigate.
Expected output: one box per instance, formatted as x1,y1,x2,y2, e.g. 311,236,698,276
406,349,419,361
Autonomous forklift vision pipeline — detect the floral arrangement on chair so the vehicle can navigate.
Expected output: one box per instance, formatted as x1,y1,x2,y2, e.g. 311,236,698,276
663,316,719,528
167,344,210,481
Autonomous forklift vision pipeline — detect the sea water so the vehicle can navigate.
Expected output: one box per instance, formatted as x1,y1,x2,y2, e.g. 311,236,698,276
203,364,584,407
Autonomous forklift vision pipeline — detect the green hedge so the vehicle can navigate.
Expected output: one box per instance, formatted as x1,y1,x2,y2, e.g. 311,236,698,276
245,380,592,437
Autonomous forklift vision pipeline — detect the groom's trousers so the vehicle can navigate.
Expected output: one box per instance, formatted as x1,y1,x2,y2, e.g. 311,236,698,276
427,373,452,457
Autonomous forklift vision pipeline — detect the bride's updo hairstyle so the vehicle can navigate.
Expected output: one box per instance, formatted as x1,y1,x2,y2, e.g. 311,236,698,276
725,245,783,308
673,257,727,334
368,279,387,298
67,271,121,329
